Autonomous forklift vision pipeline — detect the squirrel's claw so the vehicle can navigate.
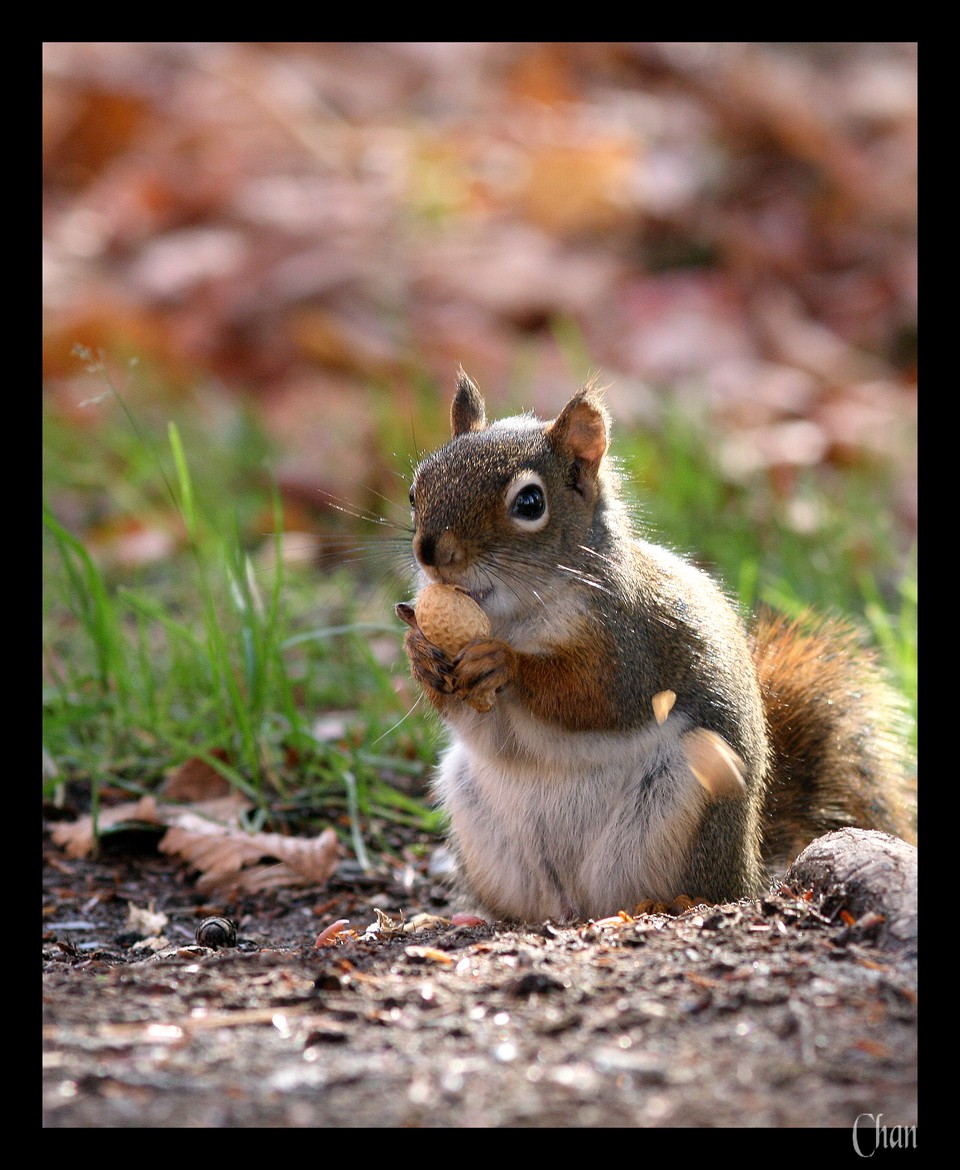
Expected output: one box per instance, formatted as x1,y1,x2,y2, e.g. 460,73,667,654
395,602,418,629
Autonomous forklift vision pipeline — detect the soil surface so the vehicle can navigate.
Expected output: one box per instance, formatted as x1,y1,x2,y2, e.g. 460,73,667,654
43,826,917,1131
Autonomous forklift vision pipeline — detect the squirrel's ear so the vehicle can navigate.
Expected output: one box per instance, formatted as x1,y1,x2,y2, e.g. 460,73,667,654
451,368,487,436
546,386,610,473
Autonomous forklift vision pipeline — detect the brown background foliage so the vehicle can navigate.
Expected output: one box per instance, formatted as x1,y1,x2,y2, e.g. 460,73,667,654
43,42,917,542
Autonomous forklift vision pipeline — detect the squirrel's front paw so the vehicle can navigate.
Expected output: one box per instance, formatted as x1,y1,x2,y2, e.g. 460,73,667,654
453,638,517,712
402,627,457,695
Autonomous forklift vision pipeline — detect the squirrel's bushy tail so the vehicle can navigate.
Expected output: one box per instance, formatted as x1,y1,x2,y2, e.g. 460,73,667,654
752,612,916,868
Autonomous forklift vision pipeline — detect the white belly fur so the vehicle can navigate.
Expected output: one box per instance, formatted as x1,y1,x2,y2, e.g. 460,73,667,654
434,704,708,921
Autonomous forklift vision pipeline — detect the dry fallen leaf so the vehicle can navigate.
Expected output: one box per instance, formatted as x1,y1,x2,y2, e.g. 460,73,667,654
160,753,233,801
50,792,340,896
50,795,167,858
158,820,340,896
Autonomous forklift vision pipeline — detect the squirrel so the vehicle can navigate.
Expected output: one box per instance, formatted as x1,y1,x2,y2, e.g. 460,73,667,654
396,371,915,923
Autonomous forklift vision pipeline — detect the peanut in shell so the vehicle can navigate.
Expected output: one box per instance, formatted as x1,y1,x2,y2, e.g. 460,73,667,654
415,584,490,657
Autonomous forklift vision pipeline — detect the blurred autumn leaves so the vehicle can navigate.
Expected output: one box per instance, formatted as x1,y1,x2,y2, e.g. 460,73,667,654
42,42,916,541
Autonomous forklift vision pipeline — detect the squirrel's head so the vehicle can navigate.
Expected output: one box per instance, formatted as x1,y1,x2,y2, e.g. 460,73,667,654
408,369,614,620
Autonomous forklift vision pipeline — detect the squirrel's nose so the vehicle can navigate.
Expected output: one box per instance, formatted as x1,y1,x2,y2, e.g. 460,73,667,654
415,530,466,570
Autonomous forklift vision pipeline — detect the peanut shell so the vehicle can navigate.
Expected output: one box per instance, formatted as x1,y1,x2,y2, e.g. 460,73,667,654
415,584,490,657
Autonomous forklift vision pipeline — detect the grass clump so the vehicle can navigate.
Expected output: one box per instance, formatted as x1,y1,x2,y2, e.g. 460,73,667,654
43,353,439,855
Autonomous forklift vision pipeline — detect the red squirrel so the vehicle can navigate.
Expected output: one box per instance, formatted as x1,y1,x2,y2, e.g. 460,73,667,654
397,372,915,922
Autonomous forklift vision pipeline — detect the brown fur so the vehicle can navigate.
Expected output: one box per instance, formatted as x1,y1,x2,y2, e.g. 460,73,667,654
753,611,915,866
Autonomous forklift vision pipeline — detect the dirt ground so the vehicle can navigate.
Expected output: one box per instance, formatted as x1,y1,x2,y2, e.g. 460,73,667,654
43,822,917,1131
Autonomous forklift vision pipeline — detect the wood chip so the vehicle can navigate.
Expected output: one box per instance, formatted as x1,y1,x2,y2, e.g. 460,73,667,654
682,728,746,798
404,945,454,964
652,689,676,724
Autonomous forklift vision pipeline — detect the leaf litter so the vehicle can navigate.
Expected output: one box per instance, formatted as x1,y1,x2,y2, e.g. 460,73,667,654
50,792,340,896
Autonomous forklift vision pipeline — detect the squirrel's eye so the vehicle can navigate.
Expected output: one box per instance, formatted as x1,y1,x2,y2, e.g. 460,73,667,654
409,487,416,510
507,474,549,530
512,485,545,519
